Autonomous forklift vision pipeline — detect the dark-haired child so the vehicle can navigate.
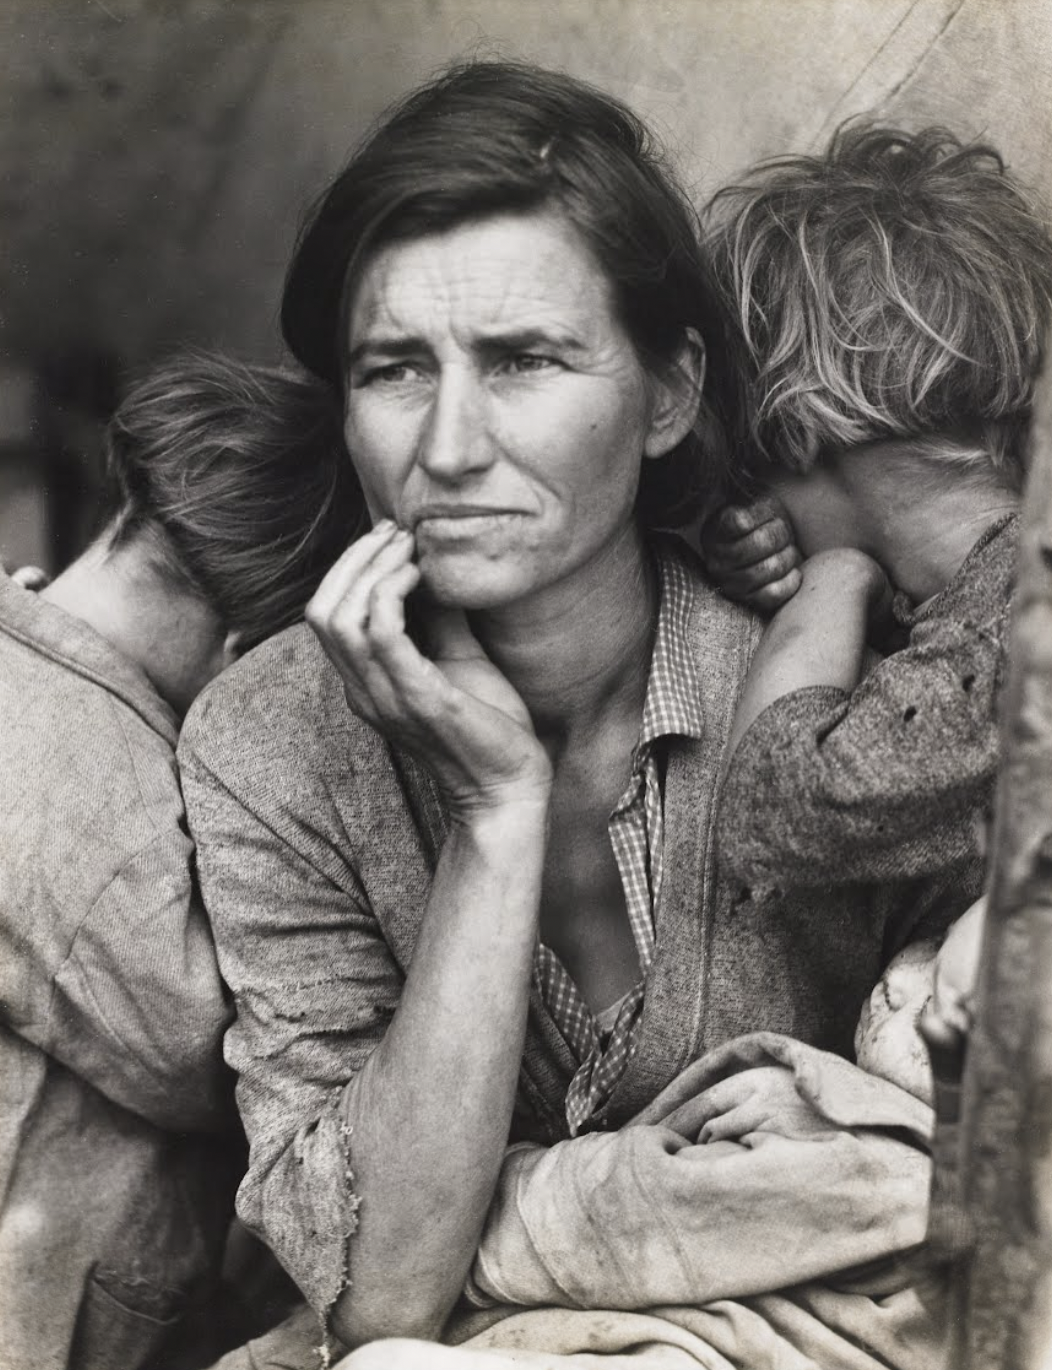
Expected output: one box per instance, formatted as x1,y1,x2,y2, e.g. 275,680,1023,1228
0,352,363,1370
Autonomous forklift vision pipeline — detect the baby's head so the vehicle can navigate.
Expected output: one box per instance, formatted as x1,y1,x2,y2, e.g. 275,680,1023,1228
707,124,1052,493
855,937,939,1104
855,896,986,1105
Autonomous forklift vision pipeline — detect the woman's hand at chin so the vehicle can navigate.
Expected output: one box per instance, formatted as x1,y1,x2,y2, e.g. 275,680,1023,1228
306,519,552,817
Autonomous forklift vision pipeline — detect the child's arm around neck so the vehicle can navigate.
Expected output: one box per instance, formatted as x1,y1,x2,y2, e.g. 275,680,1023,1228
723,545,891,763
714,442,1016,891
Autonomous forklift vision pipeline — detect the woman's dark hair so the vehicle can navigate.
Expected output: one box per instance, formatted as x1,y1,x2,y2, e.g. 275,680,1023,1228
105,351,367,650
706,122,1052,487
281,60,745,528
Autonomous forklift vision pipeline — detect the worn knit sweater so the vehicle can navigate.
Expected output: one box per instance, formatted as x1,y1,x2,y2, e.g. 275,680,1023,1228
717,515,1016,889
179,543,980,1316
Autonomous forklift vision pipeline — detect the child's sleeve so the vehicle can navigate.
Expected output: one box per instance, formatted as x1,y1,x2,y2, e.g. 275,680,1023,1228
717,549,1011,890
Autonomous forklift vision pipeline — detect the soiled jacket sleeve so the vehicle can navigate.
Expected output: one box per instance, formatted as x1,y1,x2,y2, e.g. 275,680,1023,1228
178,712,405,1318
0,824,234,1133
468,1034,934,1311
716,527,1013,890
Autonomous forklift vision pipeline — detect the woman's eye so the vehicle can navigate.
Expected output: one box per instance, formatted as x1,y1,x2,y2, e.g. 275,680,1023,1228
501,353,558,376
359,363,422,386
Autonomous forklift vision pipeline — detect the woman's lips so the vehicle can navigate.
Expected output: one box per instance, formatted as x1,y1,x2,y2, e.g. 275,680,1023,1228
412,508,525,536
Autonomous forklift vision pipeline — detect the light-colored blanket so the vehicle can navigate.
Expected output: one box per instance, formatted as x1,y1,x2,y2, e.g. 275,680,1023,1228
429,1033,945,1369
462,1033,934,1318
218,1033,944,1369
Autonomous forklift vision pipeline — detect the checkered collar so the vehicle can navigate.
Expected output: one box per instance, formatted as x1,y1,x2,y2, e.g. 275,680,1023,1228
637,540,704,755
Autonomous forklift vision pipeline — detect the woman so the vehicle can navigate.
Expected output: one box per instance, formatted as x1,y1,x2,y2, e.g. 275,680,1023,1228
179,63,975,1367
0,351,361,1370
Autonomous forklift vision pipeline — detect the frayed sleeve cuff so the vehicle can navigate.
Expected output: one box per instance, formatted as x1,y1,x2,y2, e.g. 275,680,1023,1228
249,1093,361,1319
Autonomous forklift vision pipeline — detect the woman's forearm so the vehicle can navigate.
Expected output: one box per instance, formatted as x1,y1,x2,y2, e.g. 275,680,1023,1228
331,794,549,1348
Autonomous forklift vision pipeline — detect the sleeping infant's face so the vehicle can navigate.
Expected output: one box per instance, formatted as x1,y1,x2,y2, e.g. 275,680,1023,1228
854,938,940,1105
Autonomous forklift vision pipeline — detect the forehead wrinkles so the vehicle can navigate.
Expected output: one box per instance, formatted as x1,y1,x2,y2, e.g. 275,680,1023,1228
351,222,612,346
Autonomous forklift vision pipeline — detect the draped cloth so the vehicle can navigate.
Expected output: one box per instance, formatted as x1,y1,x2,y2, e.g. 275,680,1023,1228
327,1033,946,1370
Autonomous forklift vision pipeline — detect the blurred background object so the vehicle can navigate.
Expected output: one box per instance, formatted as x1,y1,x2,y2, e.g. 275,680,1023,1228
2,0,1050,575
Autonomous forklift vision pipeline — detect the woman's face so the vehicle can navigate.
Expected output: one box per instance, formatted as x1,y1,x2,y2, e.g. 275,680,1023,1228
343,209,679,611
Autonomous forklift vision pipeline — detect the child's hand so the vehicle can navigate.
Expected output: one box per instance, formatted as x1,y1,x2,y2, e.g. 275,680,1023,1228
931,895,986,1034
3,563,50,591
701,495,802,613
691,1065,836,1142
919,895,986,1090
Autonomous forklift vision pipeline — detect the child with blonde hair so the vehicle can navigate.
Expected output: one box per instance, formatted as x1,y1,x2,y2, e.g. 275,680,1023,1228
704,123,1052,1094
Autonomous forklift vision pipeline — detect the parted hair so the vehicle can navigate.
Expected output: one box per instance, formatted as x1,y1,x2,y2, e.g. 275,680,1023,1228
706,122,1052,486
105,351,366,650
281,59,746,527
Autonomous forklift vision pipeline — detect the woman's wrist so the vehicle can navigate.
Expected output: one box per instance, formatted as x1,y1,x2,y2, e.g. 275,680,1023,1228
448,777,553,841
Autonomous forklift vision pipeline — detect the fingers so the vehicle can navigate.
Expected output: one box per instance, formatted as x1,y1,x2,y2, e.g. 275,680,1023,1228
307,519,403,624
739,568,804,614
307,521,434,721
704,514,796,575
425,606,487,664
710,494,789,539
366,561,422,648
699,1102,756,1144
303,521,547,801
309,524,415,645
10,565,50,591
702,497,802,614
713,546,801,599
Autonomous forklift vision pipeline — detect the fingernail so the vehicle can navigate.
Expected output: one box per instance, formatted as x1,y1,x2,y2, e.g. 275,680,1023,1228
373,518,395,534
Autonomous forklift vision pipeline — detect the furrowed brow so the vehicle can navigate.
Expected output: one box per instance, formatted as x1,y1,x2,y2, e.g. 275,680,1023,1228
475,328,586,356
347,337,429,366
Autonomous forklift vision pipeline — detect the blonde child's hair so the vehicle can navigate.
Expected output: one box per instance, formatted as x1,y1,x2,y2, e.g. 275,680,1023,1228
707,124,1052,489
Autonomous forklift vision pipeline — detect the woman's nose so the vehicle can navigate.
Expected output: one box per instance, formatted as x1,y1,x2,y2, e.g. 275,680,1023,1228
416,371,494,480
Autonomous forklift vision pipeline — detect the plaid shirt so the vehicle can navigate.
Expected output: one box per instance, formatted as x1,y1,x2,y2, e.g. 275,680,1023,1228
534,547,704,1135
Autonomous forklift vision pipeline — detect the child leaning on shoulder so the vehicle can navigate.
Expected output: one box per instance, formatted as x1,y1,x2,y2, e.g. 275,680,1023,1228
701,123,1052,1084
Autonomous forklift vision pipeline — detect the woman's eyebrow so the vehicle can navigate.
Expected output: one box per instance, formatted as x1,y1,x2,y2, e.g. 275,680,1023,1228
347,337,428,365
474,327,587,355
349,328,588,365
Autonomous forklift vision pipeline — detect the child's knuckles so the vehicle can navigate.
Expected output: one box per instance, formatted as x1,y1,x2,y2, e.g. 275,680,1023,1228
747,521,788,558
738,548,792,588
753,571,801,611
716,505,752,535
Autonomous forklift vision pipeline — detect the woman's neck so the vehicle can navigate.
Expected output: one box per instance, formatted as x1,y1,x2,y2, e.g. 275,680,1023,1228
468,524,658,755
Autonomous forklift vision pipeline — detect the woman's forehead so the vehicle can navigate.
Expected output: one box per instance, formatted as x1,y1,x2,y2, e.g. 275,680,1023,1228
348,210,618,347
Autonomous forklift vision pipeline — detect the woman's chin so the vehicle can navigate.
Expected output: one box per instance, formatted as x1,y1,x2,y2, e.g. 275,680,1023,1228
417,555,536,612
419,573,519,612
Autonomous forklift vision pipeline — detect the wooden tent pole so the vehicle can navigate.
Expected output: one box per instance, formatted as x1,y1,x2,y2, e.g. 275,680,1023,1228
950,350,1052,1366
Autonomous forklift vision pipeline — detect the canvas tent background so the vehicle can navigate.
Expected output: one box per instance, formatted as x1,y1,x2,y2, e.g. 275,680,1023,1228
3,1,1052,1361
2,0,1051,574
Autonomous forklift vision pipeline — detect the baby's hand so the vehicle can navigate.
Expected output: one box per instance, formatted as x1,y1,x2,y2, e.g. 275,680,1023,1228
932,896,986,1033
701,495,802,613
919,896,986,1090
